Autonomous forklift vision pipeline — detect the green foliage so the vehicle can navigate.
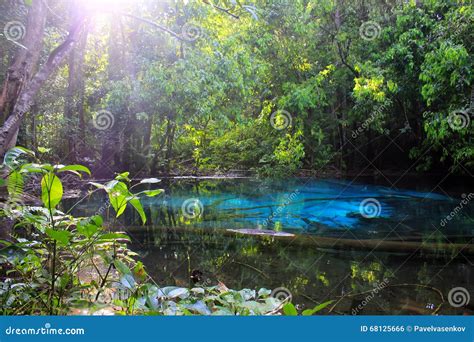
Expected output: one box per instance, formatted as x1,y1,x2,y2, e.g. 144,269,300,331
0,147,285,315
13,0,471,175
40,173,63,209
282,300,334,316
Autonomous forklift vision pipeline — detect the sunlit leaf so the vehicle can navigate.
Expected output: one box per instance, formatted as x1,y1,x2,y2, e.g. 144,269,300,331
108,182,128,218
41,173,63,209
301,300,333,316
115,172,130,181
37,146,50,153
282,302,298,316
141,189,164,197
129,198,146,224
57,164,91,176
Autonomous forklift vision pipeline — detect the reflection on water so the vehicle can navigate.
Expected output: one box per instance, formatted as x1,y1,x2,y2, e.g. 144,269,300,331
74,178,473,238
68,178,474,314
127,228,473,315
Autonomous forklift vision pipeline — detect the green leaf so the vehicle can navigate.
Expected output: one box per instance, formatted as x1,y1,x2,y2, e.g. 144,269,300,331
114,259,132,275
258,288,272,297
57,164,91,176
301,300,334,316
157,287,189,299
7,171,23,197
24,0,33,6
20,163,52,173
98,233,130,241
108,182,128,217
41,173,63,209
120,274,136,289
139,178,161,184
45,229,71,246
91,215,103,227
129,198,146,224
141,189,164,197
77,221,99,238
115,172,130,181
37,147,50,153
4,147,34,169
283,302,298,316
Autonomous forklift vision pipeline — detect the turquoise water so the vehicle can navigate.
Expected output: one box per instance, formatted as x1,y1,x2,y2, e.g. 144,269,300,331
70,178,474,314
121,178,472,239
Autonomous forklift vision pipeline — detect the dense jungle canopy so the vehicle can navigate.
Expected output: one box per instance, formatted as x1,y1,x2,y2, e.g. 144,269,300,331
0,0,472,177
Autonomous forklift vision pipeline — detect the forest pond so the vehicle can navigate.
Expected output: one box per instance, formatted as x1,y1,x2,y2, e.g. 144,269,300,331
69,178,474,315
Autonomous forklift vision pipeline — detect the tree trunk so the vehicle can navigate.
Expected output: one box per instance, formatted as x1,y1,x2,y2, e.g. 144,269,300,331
0,0,46,125
0,10,87,157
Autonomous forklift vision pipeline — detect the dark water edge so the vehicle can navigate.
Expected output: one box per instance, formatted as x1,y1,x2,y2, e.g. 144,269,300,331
127,227,473,315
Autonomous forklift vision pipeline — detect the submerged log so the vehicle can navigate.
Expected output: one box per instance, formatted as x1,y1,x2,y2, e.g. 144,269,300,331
226,228,295,237
124,225,474,256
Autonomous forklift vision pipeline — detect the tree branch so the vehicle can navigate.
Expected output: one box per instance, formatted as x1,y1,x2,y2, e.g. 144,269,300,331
120,13,186,41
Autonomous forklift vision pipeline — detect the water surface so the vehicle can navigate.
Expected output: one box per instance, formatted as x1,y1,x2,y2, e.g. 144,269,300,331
70,178,474,314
